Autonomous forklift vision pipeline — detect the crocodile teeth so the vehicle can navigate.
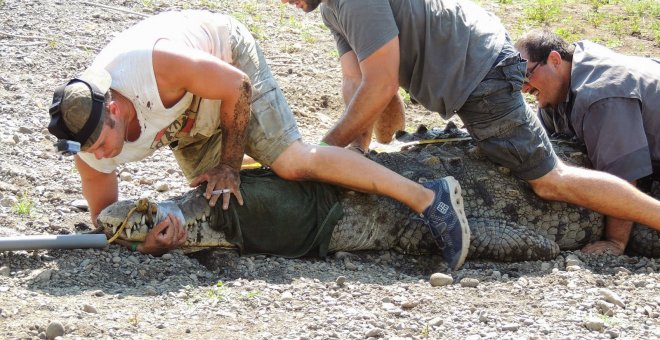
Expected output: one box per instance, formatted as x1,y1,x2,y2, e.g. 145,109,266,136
201,215,206,222
112,224,118,235
141,215,146,225
125,226,132,239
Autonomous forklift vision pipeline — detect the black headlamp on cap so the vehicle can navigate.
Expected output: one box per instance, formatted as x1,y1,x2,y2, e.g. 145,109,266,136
48,78,105,155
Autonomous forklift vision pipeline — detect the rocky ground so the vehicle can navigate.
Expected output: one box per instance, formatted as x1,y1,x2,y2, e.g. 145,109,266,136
0,0,658,339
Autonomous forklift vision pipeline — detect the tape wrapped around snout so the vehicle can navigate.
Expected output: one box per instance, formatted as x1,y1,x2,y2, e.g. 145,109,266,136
156,201,186,227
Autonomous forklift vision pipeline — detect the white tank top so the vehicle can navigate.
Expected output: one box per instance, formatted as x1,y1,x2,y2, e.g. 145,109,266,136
79,10,234,173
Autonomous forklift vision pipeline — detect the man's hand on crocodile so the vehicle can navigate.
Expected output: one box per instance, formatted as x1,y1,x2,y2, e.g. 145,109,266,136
581,240,625,256
190,163,244,210
140,213,188,256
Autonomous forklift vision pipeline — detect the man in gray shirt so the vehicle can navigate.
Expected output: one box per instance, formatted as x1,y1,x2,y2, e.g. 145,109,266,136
280,0,660,236
515,28,660,255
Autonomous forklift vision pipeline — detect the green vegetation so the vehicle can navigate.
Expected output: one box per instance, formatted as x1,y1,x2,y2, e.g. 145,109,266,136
419,323,430,337
127,313,139,327
207,280,226,302
241,0,258,15
604,37,624,49
598,313,620,327
199,0,222,10
488,0,658,56
398,88,412,105
229,0,264,40
588,0,608,10
621,0,660,45
287,15,302,30
47,39,59,49
277,2,289,26
141,0,156,8
247,23,264,40
554,26,581,44
586,11,605,28
245,290,260,299
301,29,317,44
13,193,33,216
524,0,563,24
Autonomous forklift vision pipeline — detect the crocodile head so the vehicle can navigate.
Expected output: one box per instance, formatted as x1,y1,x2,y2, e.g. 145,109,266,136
96,186,228,247
96,199,152,241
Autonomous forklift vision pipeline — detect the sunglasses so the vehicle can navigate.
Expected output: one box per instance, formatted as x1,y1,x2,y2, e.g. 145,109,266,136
524,61,543,83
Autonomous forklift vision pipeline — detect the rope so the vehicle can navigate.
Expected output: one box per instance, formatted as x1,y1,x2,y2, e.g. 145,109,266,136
107,198,154,243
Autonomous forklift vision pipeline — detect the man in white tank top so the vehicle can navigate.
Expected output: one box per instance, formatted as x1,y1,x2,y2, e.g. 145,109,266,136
48,10,471,270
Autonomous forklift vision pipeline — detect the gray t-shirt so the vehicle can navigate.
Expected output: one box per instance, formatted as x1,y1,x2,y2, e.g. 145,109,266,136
541,41,660,181
320,0,506,118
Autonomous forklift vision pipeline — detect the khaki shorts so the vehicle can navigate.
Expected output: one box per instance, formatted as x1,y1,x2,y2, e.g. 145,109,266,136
172,16,301,181
459,54,557,180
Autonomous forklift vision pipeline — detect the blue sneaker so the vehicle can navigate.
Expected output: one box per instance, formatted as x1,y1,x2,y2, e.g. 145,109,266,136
417,176,470,270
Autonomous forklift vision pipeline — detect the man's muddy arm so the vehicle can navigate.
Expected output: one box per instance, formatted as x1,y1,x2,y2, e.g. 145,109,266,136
152,40,251,209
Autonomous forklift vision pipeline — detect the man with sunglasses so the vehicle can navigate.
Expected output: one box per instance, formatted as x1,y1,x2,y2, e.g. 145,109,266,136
280,0,660,238
48,10,471,269
516,28,660,255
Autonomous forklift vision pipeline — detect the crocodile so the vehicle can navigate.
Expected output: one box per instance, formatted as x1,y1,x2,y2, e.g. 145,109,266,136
97,124,660,261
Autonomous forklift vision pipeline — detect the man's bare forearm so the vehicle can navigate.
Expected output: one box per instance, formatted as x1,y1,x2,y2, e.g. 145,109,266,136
219,77,252,170
323,81,398,147
75,156,118,225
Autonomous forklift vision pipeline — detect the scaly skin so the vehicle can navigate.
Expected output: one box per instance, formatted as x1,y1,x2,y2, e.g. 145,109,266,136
97,125,660,261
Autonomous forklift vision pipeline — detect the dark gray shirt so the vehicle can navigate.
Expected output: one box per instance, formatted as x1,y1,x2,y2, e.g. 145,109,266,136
320,0,505,118
541,41,660,181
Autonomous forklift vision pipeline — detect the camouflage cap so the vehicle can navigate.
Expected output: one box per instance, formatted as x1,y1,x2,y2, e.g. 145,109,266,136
48,68,112,150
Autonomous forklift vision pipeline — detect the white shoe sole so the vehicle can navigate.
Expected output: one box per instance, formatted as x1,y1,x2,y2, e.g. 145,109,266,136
444,176,471,270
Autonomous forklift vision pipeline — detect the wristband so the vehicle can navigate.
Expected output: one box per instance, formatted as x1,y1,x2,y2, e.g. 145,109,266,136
130,241,140,252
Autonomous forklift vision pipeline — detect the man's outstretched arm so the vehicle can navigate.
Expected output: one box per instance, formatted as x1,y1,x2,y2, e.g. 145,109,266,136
322,37,400,147
582,180,636,255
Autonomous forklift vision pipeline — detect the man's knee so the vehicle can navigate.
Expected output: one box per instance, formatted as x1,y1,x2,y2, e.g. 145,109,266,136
270,141,314,181
528,175,558,200
374,96,405,143
527,161,569,201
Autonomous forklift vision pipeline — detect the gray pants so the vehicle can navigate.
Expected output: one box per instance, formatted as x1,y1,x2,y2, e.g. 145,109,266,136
459,48,557,180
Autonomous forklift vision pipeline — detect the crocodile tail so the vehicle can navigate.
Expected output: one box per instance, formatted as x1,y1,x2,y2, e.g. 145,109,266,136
468,218,560,262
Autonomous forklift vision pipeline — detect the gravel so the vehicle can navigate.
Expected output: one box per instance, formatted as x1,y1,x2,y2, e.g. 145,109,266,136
0,0,658,339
